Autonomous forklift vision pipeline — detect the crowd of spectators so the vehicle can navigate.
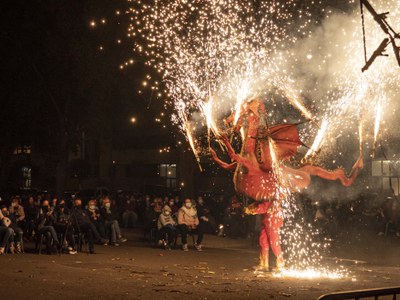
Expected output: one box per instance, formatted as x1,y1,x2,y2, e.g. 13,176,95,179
296,192,400,240
0,189,399,255
0,193,126,255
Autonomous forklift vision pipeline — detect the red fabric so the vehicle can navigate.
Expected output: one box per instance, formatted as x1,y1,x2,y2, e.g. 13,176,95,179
256,202,283,265
268,123,304,160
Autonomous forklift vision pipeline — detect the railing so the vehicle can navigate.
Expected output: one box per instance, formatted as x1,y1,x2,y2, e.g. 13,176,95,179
318,286,400,300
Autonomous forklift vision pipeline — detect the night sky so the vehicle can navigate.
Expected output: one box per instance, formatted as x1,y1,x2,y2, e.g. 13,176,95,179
0,0,175,158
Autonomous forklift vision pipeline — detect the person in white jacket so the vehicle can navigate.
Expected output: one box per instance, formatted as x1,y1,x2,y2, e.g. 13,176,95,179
157,205,176,250
177,198,204,251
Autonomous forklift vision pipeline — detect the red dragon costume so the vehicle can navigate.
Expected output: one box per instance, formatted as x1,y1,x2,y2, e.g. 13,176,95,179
210,99,363,271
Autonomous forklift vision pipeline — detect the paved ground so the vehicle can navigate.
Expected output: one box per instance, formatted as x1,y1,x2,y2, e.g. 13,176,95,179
0,229,399,300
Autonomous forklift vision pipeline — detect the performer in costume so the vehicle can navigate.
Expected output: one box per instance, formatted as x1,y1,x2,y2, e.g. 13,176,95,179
244,200,284,271
210,98,363,271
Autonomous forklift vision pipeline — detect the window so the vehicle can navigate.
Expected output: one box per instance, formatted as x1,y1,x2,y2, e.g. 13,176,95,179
158,164,177,188
22,167,32,189
13,145,31,155
371,160,400,195
372,160,400,177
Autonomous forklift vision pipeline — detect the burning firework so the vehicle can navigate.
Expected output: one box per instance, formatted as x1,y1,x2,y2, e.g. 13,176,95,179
373,97,383,155
280,82,316,123
305,119,329,159
272,268,347,279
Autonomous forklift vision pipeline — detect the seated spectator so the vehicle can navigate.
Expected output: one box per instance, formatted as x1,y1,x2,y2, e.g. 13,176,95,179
196,197,217,234
122,196,138,228
0,209,15,254
36,200,61,254
143,200,158,241
1,205,24,253
54,203,77,254
152,198,163,215
169,198,179,215
157,205,177,250
24,196,38,240
51,198,58,211
87,200,106,239
71,199,108,254
100,197,127,246
9,197,25,229
177,198,204,251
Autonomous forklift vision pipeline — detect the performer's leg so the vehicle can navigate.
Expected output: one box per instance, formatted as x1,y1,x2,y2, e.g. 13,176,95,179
267,222,284,270
258,226,269,270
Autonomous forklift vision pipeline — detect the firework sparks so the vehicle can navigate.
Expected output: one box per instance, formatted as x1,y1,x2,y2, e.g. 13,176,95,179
184,121,203,172
280,83,316,123
305,119,328,159
269,139,280,175
374,98,383,144
176,101,203,171
233,82,250,126
200,98,220,138
272,268,347,279
359,120,363,153
108,0,400,280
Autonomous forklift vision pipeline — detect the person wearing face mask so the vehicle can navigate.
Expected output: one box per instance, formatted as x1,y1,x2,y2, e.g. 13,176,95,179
71,198,108,254
1,206,22,254
87,199,106,239
157,205,177,250
9,197,25,229
169,199,178,215
177,198,204,251
100,197,127,246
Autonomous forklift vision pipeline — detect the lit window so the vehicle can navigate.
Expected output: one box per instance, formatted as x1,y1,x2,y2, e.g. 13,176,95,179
13,145,32,155
158,164,177,188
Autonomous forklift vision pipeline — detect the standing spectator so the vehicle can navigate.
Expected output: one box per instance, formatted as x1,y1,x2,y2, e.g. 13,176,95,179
177,198,204,251
100,197,127,246
87,200,106,239
223,197,246,238
122,196,138,228
157,205,177,250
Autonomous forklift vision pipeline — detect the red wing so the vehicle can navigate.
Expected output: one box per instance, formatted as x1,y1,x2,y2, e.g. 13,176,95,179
261,123,304,162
